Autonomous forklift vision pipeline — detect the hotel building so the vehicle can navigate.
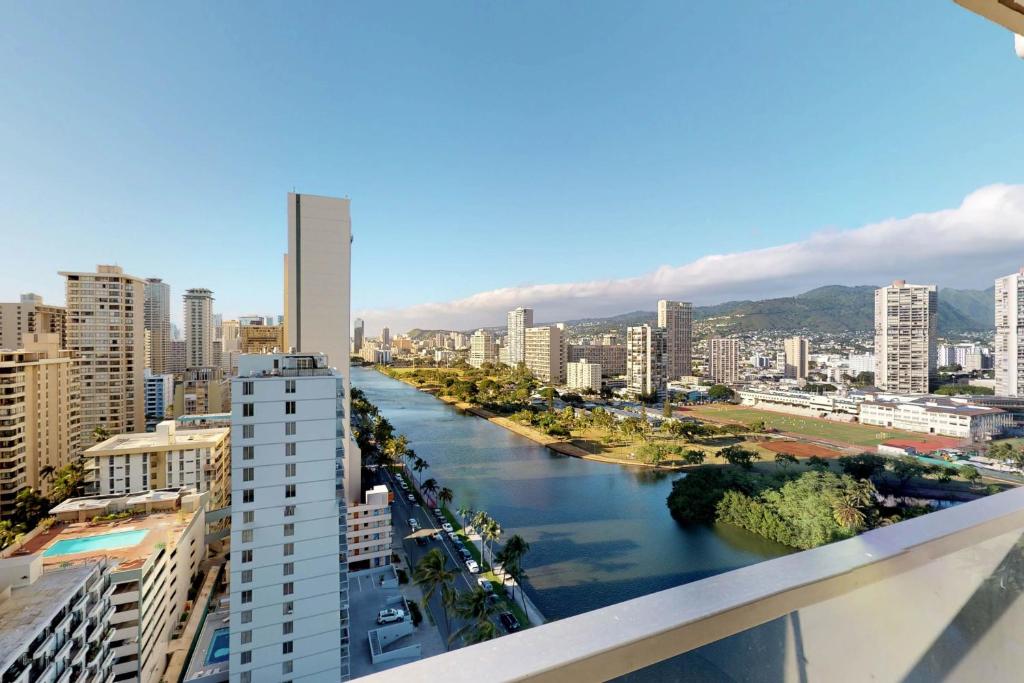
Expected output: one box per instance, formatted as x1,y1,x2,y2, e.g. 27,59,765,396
0,293,66,351
657,299,693,380
468,329,496,368
708,337,740,384
143,278,171,374
184,288,215,369
626,325,667,399
567,358,602,393
506,307,534,366
525,325,567,384
784,336,810,380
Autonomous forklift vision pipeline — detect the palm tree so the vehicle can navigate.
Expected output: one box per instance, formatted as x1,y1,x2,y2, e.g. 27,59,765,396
421,478,440,505
39,465,56,483
457,504,473,531
832,498,866,530
413,549,456,637
465,620,498,644
470,511,490,561
482,517,502,566
449,587,501,645
383,435,408,466
92,426,110,444
412,457,429,488
438,487,454,512
500,534,531,608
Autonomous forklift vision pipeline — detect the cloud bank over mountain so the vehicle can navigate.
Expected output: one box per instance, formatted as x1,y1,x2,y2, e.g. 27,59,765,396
355,183,1024,333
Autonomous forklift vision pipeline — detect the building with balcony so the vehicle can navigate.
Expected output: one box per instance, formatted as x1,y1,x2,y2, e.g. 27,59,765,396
708,337,740,384
183,289,215,369
143,370,174,431
468,329,496,368
143,279,171,375
568,343,627,377
874,280,938,394
83,420,230,508
173,367,230,417
0,293,66,351
784,336,810,379
345,484,393,571
0,556,112,683
239,325,284,355
658,299,693,381
626,325,668,399
524,325,567,384
230,352,350,682
0,334,80,517
506,307,533,366
995,267,1024,397
566,358,602,393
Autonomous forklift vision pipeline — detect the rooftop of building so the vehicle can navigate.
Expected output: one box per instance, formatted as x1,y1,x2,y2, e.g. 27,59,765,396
862,395,1006,416
86,420,229,455
0,559,104,671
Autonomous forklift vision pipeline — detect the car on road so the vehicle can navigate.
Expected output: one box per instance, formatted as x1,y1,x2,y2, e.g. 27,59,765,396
447,531,459,542
433,508,444,518
486,594,502,608
409,519,420,531
477,578,493,593
406,494,415,502
465,559,480,573
441,523,454,533
458,548,472,560
499,612,520,632
377,608,406,625
431,531,443,541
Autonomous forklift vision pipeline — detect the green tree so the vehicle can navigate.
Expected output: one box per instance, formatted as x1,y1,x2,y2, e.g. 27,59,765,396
837,453,887,481
806,455,830,471
662,400,673,418
421,477,440,504
450,587,501,645
720,445,759,470
888,456,928,490
414,549,456,637
482,517,502,567
497,534,531,612
774,453,798,470
707,384,734,401
412,456,430,487
92,426,110,444
959,465,982,487
683,449,706,466
438,487,454,511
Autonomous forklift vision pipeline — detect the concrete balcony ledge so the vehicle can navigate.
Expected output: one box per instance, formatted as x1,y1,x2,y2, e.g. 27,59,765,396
360,486,1024,683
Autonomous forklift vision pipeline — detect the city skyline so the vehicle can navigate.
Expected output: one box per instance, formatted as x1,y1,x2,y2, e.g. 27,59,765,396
3,4,1024,331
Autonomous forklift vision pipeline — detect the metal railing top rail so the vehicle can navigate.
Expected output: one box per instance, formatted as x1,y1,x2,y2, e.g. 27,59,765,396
359,486,1024,683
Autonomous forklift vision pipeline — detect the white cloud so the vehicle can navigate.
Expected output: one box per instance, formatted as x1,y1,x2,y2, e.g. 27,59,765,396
355,183,1024,332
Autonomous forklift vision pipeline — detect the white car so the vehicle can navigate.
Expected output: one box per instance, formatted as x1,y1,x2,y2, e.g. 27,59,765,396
376,608,406,624
465,559,480,574
409,519,420,530
447,531,459,542
441,522,454,533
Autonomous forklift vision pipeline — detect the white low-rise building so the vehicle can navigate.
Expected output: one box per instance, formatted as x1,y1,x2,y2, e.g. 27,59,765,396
860,396,1011,440
737,387,866,416
567,359,602,393
345,484,393,570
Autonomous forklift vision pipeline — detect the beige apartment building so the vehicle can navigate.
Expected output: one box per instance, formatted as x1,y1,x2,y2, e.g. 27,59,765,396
658,299,693,380
708,337,740,384
784,336,810,379
173,366,230,417
61,264,146,438
567,358,602,392
0,334,80,517
183,288,214,368
568,342,627,376
995,267,1024,397
0,293,66,350
143,278,171,374
84,420,230,508
239,324,284,354
874,280,937,394
469,329,497,368
525,325,567,384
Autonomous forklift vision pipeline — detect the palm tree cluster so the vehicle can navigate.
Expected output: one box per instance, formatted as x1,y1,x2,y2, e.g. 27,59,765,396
0,459,85,550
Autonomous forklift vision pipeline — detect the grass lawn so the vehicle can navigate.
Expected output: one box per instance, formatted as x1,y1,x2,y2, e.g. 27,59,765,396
686,404,926,448
567,426,773,464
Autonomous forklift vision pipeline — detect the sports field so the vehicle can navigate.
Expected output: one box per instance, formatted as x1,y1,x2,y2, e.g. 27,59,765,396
684,404,929,449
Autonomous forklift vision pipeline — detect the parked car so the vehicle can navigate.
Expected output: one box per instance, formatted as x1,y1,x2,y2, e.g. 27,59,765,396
441,522,454,533
486,594,502,608
458,548,472,560
433,508,445,518
406,494,415,502
409,519,420,530
499,612,520,632
377,608,406,625
465,559,480,574
431,531,443,541
477,578,493,593
447,531,459,542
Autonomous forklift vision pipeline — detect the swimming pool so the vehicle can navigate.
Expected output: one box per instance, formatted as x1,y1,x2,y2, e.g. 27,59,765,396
43,529,149,557
206,627,230,664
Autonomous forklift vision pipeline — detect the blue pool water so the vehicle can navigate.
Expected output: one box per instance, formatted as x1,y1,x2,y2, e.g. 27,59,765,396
206,627,230,664
43,529,149,557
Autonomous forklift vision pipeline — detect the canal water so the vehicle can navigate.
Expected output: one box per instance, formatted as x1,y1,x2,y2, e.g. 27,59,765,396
353,366,790,621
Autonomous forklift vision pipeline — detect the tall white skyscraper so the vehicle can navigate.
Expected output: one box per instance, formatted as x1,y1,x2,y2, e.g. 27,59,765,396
874,280,937,394
626,324,667,399
184,288,215,368
61,264,145,436
284,192,357,501
506,307,534,366
657,300,693,380
230,352,348,683
995,267,1024,397
784,336,810,379
469,329,497,368
524,325,567,384
708,337,740,384
144,278,171,374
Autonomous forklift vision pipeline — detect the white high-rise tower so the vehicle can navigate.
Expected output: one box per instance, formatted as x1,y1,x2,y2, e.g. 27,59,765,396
874,280,937,394
507,307,534,366
144,278,171,373
184,288,214,368
657,300,693,380
996,267,1024,397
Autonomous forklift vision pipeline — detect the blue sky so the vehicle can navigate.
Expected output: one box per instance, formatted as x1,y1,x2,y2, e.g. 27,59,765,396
2,2,1023,333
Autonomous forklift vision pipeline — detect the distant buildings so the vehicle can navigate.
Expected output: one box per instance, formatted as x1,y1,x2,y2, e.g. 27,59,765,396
626,324,667,399
61,264,146,437
784,336,810,379
874,280,937,394
658,300,692,380
240,323,284,354
144,277,171,374
353,317,365,353
567,358,602,393
0,292,65,350
230,352,349,682
0,335,79,516
568,342,626,377
144,369,174,429
525,325,567,384
708,337,740,384
506,307,534,366
345,484,393,570
995,267,1024,396
381,326,391,348
173,366,230,416
167,339,186,374
184,287,215,368
469,328,497,368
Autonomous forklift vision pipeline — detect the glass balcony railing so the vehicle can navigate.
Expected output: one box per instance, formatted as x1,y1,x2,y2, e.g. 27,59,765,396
357,486,1024,682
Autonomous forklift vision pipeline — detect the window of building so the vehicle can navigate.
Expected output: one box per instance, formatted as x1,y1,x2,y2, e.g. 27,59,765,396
241,630,252,644
284,505,295,517
241,672,251,683
283,523,294,537
241,590,252,604
243,489,254,503
241,570,252,583
285,484,296,498
243,510,255,524
282,601,294,615
241,651,251,664
282,641,293,655
283,543,294,556
243,424,254,439
242,446,254,460
283,582,294,596
283,621,294,635
285,463,296,477
283,562,294,576
242,381,254,396
285,442,296,457
241,610,252,624
242,403,254,417
241,529,254,543
283,661,293,674
285,421,296,435
285,379,296,394
241,549,253,563
285,401,296,414
243,467,254,482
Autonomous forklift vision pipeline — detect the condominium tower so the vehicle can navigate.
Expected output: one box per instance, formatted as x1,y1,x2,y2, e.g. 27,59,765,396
708,337,740,384
874,280,937,394
784,336,810,379
506,307,534,366
626,325,667,399
230,352,349,683
657,300,693,380
995,267,1024,396
0,293,66,350
61,264,146,437
184,288,215,368
469,329,497,368
353,318,364,354
524,325,567,384
144,278,171,373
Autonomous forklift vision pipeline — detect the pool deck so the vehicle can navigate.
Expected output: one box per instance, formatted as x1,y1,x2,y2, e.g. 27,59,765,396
184,603,231,682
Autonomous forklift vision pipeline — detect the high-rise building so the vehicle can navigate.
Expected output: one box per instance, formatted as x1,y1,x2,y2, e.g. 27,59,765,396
0,334,80,516
61,264,145,437
0,293,66,350
469,329,497,368
784,336,810,379
708,337,740,384
506,307,534,366
525,325,567,384
213,313,224,341
173,366,230,416
381,326,391,348
568,343,627,376
144,369,174,430
353,318,364,354
144,278,171,373
284,192,356,502
658,300,693,380
222,319,241,353
230,352,349,683
874,280,937,394
996,267,1024,397
168,339,186,374
626,325,668,399
567,358,602,392
184,288,214,368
